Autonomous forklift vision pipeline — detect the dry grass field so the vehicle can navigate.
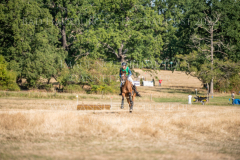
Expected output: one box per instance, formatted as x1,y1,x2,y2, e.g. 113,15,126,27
134,69,203,89
0,70,240,160
0,98,240,159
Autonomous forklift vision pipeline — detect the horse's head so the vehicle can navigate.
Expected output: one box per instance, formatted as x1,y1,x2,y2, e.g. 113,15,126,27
121,71,127,85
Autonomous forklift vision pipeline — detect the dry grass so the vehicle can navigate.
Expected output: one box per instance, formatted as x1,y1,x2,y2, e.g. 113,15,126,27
1,107,239,142
133,69,203,88
0,98,240,159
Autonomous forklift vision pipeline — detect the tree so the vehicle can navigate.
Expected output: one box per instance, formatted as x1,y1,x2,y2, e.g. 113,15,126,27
152,0,186,60
0,0,66,87
190,12,225,95
42,0,101,62
177,51,240,93
77,0,165,62
217,0,240,62
176,0,240,94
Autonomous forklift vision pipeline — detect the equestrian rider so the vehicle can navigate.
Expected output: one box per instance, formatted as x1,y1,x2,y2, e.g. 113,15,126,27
119,62,141,97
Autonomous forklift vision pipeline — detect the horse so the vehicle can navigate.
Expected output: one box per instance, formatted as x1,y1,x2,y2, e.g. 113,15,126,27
120,71,136,113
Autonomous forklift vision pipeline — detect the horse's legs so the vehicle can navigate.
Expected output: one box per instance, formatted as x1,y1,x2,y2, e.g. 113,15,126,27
121,94,125,109
132,95,135,110
129,92,133,112
126,97,130,108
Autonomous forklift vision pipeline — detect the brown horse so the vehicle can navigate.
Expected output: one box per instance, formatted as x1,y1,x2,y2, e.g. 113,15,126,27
120,71,136,113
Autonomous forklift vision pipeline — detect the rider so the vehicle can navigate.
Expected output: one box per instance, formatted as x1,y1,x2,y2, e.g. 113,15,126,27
119,62,141,97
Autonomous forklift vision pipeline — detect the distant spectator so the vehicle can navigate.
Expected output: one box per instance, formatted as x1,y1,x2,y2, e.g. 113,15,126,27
231,92,235,105
188,94,192,104
204,83,207,89
159,79,162,86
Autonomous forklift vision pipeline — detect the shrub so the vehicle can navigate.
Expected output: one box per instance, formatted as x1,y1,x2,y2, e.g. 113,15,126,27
140,78,143,86
214,74,240,93
57,65,70,88
64,84,85,93
45,84,54,92
69,57,119,94
0,56,20,91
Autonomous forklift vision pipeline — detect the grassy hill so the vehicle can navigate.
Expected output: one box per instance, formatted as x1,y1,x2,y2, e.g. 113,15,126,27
133,69,202,89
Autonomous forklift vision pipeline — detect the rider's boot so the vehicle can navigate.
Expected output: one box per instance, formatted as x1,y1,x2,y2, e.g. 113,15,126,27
133,85,141,97
119,87,122,95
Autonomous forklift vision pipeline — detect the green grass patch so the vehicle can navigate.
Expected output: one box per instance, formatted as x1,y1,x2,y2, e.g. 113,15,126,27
205,95,240,106
0,91,105,101
153,94,240,106
153,97,186,103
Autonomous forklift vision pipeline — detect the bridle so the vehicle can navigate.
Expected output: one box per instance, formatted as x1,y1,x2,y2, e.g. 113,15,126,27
121,72,127,85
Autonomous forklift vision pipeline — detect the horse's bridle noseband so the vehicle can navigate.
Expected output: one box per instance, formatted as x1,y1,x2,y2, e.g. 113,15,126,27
121,74,126,85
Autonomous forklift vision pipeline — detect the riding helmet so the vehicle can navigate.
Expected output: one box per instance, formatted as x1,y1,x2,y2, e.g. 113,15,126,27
121,62,126,66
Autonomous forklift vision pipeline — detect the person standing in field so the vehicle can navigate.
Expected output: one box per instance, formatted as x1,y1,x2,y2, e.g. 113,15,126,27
231,92,235,105
159,79,162,86
188,94,192,104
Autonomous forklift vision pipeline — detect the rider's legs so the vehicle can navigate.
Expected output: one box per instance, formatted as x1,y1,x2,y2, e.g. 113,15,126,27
119,82,122,95
127,76,141,97
127,76,134,85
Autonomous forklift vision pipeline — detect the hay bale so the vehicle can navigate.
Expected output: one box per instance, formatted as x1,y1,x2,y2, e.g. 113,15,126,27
77,104,111,110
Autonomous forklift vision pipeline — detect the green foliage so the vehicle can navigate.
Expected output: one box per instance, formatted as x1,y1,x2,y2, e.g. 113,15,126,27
0,56,20,91
72,0,166,62
37,82,54,92
152,0,184,60
177,51,240,92
68,57,119,94
91,84,115,94
44,84,54,92
176,0,240,62
214,74,240,93
0,0,66,88
0,0,239,93
57,65,70,87
64,84,84,93
140,78,143,86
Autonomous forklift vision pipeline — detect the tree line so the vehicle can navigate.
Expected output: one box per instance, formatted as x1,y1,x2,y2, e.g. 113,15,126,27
0,0,239,93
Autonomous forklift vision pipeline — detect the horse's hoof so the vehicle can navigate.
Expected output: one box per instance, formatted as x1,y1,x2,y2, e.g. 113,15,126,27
129,109,133,113
129,110,132,113
121,106,124,109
